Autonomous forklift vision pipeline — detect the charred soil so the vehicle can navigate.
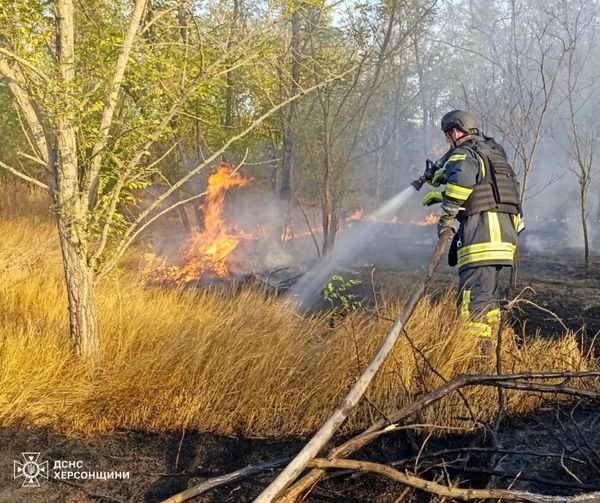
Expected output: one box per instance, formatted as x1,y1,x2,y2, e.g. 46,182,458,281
2,405,600,502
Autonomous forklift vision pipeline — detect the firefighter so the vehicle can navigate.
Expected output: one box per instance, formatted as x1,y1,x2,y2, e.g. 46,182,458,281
422,110,525,355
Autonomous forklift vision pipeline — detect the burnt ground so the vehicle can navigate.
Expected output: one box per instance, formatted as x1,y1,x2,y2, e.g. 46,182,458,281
2,224,600,502
2,407,600,502
329,222,600,347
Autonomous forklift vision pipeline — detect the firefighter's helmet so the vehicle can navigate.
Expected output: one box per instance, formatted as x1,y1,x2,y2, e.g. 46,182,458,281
441,110,480,134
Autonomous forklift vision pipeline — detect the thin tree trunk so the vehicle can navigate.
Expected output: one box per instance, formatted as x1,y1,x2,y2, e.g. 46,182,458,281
375,147,383,203
321,159,336,256
321,190,331,255
581,185,589,268
279,9,301,202
174,198,192,235
224,0,240,132
57,221,100,363
413,35,429,127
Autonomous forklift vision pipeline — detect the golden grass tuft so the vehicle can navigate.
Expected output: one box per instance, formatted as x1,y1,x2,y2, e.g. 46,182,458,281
0,216,596,438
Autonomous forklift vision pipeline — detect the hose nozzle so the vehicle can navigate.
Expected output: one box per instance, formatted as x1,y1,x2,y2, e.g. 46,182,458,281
411,177,426,191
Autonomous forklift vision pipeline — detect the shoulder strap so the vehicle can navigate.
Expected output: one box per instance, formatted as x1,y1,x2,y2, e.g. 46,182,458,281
458,141,488,182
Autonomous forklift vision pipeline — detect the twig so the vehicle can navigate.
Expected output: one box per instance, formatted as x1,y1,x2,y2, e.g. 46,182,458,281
292,193,321,259
568,406,600,469
561,451,584,485
0,159,49,190
507,294,569,332
401,326,481,427
488,308,508,490
308,458,600,502
556,406,600,474
174,427,186,471
160,457,291,503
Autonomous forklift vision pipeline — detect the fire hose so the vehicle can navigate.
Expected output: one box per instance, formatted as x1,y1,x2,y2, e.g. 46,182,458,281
254,227,454,503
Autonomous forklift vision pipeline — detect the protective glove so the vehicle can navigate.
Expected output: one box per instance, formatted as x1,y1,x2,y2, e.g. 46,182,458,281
437,214,458,238
422,191,443,206
514,214,525,235
430,169,447,187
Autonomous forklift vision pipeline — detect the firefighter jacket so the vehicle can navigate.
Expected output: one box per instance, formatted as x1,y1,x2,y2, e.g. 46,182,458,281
441,136,524,272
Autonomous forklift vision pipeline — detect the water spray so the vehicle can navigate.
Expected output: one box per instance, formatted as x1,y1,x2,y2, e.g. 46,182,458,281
288,185,418,307
289,153,450,307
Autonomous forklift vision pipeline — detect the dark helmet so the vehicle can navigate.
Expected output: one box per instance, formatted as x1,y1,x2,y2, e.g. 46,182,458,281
440,110,480,134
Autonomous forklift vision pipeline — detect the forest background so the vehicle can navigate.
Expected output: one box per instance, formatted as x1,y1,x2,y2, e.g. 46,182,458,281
0,0,599,361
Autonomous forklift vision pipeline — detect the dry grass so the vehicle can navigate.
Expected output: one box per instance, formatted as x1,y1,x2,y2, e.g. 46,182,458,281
0,216,596,438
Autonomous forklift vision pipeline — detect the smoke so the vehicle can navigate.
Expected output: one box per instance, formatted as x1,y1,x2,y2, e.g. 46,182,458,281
224,184,431,280
287,186,421,307
513,137,600,255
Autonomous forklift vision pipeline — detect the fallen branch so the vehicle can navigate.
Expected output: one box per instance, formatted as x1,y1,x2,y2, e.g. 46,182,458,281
160,457,290,503
159,371,600,503
309,458,600,503
279,371,600,502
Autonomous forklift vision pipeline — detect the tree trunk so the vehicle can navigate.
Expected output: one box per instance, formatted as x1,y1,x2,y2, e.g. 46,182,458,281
321,167,338,256
413,35,429,128
176,199,192,234
581,185,589,269
280,9,301,202
57,222,100,364
375,147,383,203
224,0,240,131
55,0,100,365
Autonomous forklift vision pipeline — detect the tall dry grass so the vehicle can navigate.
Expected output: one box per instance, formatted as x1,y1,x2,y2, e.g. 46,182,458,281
0,216,595,438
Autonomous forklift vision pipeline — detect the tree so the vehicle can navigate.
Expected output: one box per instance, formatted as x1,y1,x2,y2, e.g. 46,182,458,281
552,0,599,268
1,0,148,363
0,0,350,364
434,0,567,207
293,0,435,255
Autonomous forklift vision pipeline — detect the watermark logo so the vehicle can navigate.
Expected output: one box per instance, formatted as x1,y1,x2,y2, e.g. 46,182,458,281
13,452,130,487
14,452,49,487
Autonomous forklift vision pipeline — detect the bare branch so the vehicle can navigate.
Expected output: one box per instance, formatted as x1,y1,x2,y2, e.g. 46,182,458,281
160,457,291,503
309,458,600,502
85,0,147,208
99,63,361,277
0,57,51,168
0,159,49,190
280,371,600,502
0,47,50,82
96,190,209,279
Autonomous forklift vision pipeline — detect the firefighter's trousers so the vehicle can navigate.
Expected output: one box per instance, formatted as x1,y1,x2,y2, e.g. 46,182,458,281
457,265,507,338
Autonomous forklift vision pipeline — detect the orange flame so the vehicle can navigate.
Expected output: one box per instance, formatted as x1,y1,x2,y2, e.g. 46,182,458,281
144,164,252,283
411,212,438,226
344,209,437,226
